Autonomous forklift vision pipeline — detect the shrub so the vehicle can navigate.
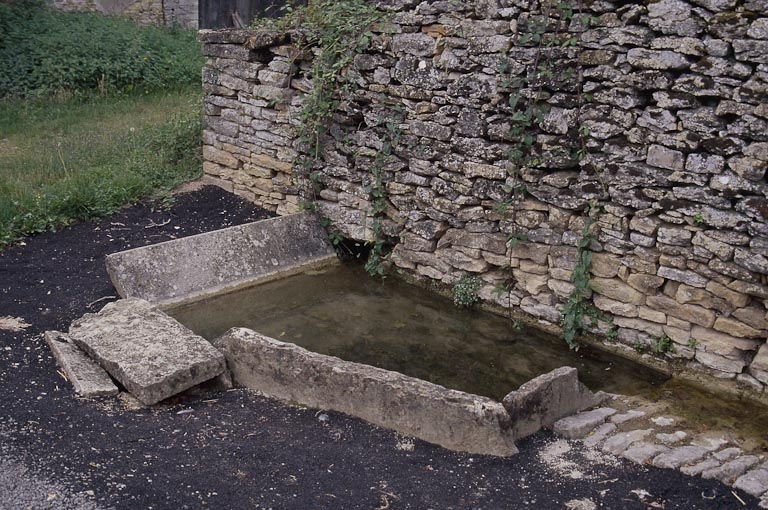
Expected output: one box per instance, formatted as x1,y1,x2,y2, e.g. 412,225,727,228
0,1,203,98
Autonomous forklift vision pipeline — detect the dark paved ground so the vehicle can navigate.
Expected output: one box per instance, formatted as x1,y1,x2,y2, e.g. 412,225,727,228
0,185,759,509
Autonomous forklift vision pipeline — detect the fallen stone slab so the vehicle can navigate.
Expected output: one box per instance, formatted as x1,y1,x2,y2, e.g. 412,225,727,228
553,407,617,439
43,331,119,398
502,366,604,438
652,445,710,470
106,212,338,308
69,299,225,405
215,327,518,456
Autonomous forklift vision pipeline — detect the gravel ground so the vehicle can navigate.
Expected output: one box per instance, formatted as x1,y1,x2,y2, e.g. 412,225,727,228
0,185,760,509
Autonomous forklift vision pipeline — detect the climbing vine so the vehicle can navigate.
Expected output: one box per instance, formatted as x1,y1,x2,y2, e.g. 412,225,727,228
252,0,392,275
493,0,594,339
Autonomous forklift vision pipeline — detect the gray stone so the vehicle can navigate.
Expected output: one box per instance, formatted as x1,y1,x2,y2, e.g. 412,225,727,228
656,431,688,445
627,48,689,70
622,442,670,465
734,466,768,498
610,410,646,425
502,367,603,438
652,446,710,469
69,299,226,405
215,328,518,456
702,455,760,484
681,458,721,476
583,422,617,448
106,213,338,308
43,331,119,398
552,408,617,439
602,429,654,455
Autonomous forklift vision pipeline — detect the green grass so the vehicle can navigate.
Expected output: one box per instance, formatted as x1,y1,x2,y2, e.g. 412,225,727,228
0,1,206,250
0,86,203,249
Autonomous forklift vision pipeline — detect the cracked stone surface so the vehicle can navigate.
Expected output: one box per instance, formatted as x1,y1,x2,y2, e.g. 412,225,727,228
68,299,226,405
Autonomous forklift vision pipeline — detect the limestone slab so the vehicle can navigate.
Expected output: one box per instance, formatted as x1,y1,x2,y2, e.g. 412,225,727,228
583,422,617,448
106,212,338,308
215,328,518,456
69,299,225,405
702,455,760,484
602,429,654,455
44,331,119,398
553,407,617,439
622,442,670,465
734,466,768,498
652,446,710,469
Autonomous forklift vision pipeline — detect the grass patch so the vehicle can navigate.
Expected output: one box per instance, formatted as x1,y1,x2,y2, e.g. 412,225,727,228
0,86,203,249
0,2,206,250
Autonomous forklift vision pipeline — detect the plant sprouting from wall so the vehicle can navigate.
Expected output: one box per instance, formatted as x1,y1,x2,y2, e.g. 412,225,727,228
560,206,612,350
453,275,481,308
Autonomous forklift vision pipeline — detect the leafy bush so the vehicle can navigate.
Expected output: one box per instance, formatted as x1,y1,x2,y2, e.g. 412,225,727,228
0,0,203,98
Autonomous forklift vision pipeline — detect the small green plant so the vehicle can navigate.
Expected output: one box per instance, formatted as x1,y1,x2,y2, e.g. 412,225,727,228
652,334,676,355
633,342,647,354
687,337,698,350
453,275,482,308
692,212,704,226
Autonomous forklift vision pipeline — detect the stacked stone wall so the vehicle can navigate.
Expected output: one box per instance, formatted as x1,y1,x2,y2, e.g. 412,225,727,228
199,0,768,400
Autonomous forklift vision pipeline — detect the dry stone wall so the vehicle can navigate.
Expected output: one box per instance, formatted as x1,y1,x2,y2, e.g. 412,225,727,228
199,0,768,400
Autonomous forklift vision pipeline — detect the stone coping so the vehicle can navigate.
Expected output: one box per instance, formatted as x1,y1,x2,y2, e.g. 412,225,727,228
105,212,339,309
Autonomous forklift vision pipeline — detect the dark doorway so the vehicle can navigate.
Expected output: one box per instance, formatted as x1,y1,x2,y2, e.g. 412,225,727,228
199,0,306,29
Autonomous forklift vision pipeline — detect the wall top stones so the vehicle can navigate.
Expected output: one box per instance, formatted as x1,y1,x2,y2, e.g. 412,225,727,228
199,0,768,403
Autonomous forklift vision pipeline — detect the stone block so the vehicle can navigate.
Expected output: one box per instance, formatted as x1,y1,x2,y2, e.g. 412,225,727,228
44,331,119,398
69,299,225,405
622,442,670,465
750,344,768,385
552,407,617,439
647,145,686,171
602,429,655,455
627,273,665,294
215,328,518,456
658,266,708,288
583,422,617,448
502,367,603,438
594,295,638,318
713,317,763,338
652,446,710,469
646,295,716,327
734,466,768,498
107,213,337,308
702,455,760,484
591,277,646,305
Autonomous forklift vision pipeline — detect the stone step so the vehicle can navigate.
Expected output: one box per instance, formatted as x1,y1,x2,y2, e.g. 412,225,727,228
68,299,226,405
